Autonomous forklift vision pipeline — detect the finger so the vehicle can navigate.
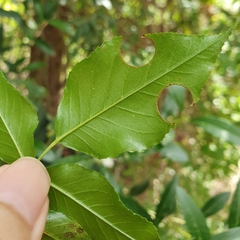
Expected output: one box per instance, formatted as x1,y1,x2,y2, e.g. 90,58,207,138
0,157,50,239
0,164,9,176
31,198,49,240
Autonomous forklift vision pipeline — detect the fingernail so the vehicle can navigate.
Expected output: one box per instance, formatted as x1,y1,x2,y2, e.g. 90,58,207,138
0,157,50,226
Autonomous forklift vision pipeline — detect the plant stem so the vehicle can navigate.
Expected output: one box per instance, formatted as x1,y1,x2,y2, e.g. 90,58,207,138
38,139,59,161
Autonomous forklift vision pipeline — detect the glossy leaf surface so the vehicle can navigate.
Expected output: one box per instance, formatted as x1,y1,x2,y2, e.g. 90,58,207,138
43,211,91,239
201,192,230,218
228,180,240,228
0,72,38,163
54,27,233,159
154,175,178,226
177,186,211,240
47,164,160,240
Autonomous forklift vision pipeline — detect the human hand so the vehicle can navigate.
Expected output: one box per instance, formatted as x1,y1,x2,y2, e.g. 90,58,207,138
0,157,50,240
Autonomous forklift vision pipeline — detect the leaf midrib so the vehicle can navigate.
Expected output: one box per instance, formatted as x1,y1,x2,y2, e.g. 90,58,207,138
56,31,228,143
38,30,229,161
0,113,23,158
50,182,135,239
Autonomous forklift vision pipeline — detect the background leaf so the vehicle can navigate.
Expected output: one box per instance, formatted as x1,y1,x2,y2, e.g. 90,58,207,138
47,164,160,240
192,115,240,145
129,178,149,196
34,38,55,56
228,180,240,228
48,19,74,36
159,142,189,163
21,61,45,72
119,194,152,221
177,186,211,240
0,71,38,163
211,227,240,240
54,27,233,159
160,85,186,118
201,192,230,218
43,210,91,239
154,175,178,226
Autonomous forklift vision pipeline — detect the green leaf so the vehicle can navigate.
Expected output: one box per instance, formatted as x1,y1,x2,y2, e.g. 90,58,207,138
42,0,58,20
42,210,91,239
21,61,45,72
47,164,160,240
119,194,152,221
33,0,44,23
47,154,93,167
154,175,178,226
0,72,38,163
177,186,211,240
48,19,74,36
228,180,240,228
211,227,240,240
53,26,234,159
34,38,55,56
129,178,149,196
192,115,240,145
201,192,230,218
159,142,189,163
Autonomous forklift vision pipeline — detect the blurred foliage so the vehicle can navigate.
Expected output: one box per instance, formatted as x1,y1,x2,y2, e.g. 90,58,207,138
0,0,240,239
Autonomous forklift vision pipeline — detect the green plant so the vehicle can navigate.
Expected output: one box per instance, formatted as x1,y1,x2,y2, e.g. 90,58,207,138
0,22,237,239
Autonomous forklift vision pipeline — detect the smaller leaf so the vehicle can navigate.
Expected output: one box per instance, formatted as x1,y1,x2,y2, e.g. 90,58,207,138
154,175,178,226
48,19,74,36
21,61,45,72
0,72,38,163
159,142,189,163
43,210,91,239
120,194,151,221
47,164,160,240
4,58,25,73
34,38,55,56
211,227,240,240
33,0,44,23
201,192,230,218
177,186,211,240
228,180,240,228
192,116,240,145
42,1,58,20
129,179,149,196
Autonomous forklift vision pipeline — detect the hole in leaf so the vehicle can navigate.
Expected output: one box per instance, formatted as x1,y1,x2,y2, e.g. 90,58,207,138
158,85,187,123
120,36,155,66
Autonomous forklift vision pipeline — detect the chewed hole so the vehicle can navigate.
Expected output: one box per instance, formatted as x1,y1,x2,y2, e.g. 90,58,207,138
120,36,155,66
158,85,187,123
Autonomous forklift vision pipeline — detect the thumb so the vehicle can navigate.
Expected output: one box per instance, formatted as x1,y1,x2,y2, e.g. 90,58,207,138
0,157,50,240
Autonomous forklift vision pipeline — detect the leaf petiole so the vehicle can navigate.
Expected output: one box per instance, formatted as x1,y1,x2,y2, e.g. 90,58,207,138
38,139,59,161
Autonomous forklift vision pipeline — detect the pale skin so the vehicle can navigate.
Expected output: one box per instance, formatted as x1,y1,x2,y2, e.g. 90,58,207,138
0,157,50,239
